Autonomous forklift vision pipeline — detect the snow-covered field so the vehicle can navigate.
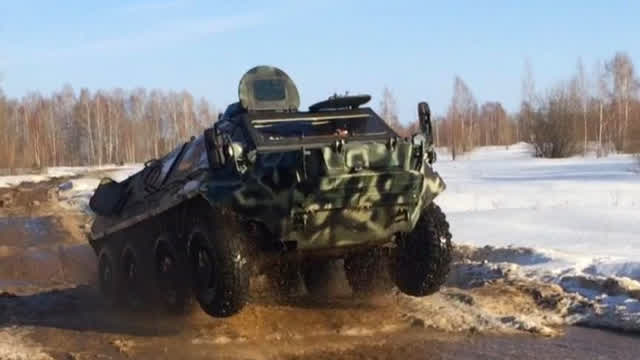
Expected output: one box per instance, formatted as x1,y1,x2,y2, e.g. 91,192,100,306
437,144,640,265
53,166,142,213
0,165,141,190
436,143,640,331
2,144,640,336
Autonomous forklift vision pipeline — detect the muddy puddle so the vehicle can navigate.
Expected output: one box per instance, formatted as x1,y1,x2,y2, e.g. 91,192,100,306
297,326,640,360
0,216,65,247
0,215,95,294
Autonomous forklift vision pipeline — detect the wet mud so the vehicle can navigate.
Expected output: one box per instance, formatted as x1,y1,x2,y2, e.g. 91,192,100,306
1,176,638,359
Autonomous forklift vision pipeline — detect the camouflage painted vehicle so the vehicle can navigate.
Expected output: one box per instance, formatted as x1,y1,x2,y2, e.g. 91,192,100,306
88,66,452,317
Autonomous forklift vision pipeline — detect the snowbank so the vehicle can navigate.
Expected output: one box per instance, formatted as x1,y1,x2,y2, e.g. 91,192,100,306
436,143,639,277
451,245,640,332
0,164,141,189
435,144,640,332
55,166,142,214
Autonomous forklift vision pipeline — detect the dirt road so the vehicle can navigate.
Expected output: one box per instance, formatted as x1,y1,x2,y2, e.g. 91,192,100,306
2,298,639,360
1,177,638,359
299,327,640,360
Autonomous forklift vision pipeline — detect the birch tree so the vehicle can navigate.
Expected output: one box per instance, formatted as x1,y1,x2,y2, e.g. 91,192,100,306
520,58,536,142
379,86,401,133
594,60,610,157
576,58,589,154
606,52,638,151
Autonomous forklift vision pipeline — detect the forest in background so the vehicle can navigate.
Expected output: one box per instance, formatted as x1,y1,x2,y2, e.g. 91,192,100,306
0,87,215,170
1,51,639,170
383,51,640,159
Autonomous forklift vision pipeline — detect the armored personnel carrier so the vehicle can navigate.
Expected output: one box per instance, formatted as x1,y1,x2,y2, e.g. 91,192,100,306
88,66,452,317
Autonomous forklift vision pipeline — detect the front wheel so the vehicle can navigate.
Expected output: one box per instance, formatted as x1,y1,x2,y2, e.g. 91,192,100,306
189,211,249,317
394,203,452,297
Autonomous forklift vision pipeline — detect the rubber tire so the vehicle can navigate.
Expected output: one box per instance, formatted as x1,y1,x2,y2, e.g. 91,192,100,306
394,203,452,297
301,260,332,297
120,239,155,310
267,261,302,298
344,247,393,296
189,210,249,317
97,243,124,307
154,234,193,314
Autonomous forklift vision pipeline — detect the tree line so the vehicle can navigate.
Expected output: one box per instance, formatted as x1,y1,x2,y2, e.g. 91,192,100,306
2,51,639,170
0,86,216,170
521,53,640,158
380,51,640,159
380,80,516,160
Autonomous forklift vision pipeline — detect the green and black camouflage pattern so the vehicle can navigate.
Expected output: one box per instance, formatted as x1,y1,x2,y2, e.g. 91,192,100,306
90,65,445,253
201,141,445,250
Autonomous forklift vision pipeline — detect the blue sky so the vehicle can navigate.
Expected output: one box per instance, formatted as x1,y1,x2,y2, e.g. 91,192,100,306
1,0,638,123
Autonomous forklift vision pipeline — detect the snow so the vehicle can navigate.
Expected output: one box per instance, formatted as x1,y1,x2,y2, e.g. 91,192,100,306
0,165,141,189
435,143,640,331
436,143,640,273
0,175,48,188
2,145,640,333
55,165,142,213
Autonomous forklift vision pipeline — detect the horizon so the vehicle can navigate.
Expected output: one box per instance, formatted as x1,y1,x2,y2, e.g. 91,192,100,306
1,0,639,122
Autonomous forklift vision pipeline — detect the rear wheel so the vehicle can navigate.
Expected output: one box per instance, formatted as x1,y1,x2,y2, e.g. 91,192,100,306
394,203,452,296
301,260,332,297
344,247,393,296
267,260,302,298
98,243,124,307
189,211,249,317
120,240,154,310
154,234,192,314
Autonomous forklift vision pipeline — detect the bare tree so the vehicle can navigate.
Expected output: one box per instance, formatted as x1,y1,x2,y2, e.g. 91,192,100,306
606,52,639,152
0,84,213,169
576,58,589,155
520,58,536,142
78,89,94,164
1,52,638,169
379,86,402,133
530,82,579,158
0,83,16,169
594,60,610,157
479,102,510,146
445,76,478,159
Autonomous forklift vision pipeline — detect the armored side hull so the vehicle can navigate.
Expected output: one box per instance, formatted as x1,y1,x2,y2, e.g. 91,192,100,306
90,139,445,250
